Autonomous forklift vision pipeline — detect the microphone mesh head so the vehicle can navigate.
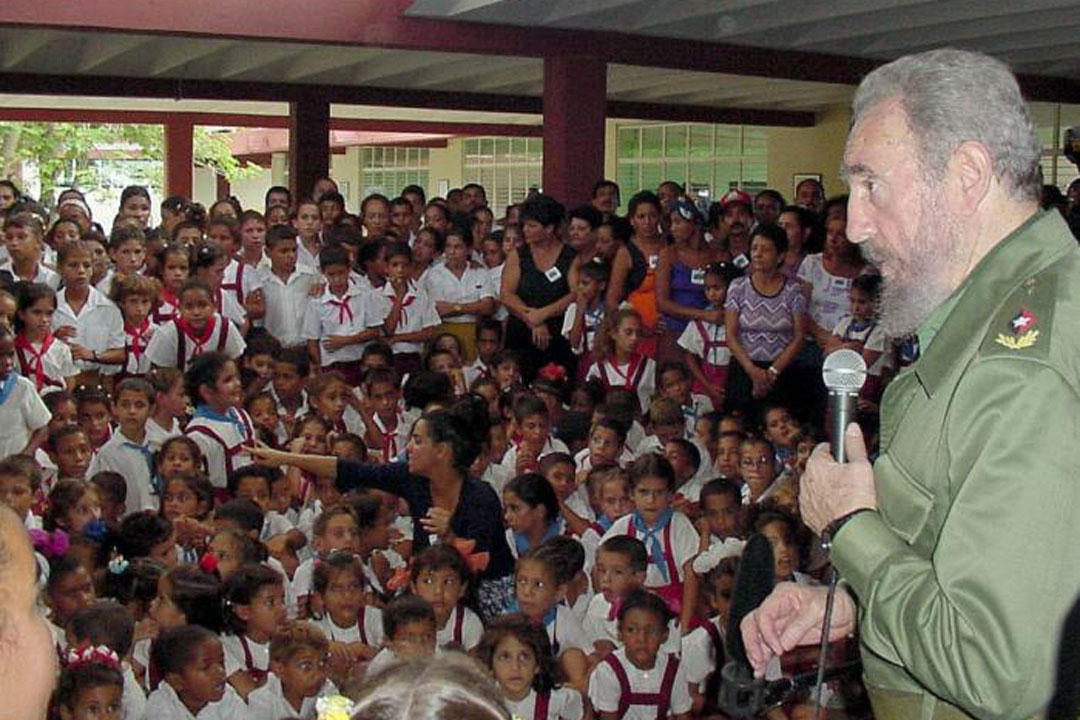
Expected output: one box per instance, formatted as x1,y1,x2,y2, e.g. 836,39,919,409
821,348,868,392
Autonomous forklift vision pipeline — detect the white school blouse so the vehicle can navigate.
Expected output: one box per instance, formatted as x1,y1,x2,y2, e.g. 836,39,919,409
436,604,484,651
600,511,699,586
144,315,246,370
258,264,321,348
505,687,584,720
588,648,692,720
0,260,60,288
141,680,254,720
301,284,387,365
377,280,441,354
184,408,255,489
422,262,495,323
87,429,157,514
247,673,337,720
0,375,50,458
315,607,385,648
52,286,125,374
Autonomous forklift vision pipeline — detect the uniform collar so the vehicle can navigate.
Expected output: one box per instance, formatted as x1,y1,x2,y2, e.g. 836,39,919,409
912,209,1074,397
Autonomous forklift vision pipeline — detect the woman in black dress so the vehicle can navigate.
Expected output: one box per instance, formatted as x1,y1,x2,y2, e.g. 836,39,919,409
250,407,515,619
500,194,577,382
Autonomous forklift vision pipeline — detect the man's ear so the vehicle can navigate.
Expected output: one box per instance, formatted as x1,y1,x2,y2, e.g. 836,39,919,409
948,140,995,216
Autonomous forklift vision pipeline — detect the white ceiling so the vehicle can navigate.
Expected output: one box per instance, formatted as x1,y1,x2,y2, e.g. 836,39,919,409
405,0,1080,79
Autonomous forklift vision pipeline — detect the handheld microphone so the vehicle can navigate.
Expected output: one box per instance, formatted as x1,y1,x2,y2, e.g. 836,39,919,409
718,533,775,718
822,349,868,462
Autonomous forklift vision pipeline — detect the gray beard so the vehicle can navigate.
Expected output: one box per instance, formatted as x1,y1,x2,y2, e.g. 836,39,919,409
865,197,966,338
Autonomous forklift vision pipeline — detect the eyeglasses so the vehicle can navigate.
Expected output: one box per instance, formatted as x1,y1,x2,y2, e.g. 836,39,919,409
741,455,773,468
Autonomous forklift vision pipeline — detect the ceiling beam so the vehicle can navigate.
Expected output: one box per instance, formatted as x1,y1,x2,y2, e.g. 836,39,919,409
0,71,814,126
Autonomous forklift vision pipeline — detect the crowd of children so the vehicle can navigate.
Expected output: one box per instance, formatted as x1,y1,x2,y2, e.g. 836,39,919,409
0,178,885,720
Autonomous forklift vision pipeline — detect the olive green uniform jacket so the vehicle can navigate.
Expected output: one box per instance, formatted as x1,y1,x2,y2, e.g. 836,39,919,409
832,210,1080,720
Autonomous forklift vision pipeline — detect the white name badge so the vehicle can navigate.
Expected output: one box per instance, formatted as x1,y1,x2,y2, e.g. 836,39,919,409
544,266,563,283
690,268,706,285
733,253,750,269
648,255,659,270
832,276,852,290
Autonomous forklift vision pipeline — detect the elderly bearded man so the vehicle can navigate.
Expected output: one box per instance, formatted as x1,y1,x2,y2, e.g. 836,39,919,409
742,48,1080,720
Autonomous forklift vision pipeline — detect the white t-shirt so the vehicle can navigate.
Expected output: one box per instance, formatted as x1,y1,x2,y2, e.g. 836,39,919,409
505,687,585,720
0,375,50,458
142,680,254,720
376,280,442,354
14,335,76,391
681,616,725,690
832,314,888,376
588,648,692,720
797,254,870,334
315,606,385,647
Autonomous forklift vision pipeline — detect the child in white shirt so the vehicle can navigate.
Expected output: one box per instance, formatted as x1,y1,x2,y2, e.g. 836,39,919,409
259,225,321,348
380,240,441,376
365,595,439,678
562,258,608,364
88,378,158,514
477,614,585,720
408,544,484,652
585,308,656,414
14,282,76,393
2,213,60,288
144,625,254,720
0,324,51,458
183,352,255,490
221,564,287,699
144,279,246,371
309,551,384,678
112,274,159,380
248,621,338,720
51,240,125,378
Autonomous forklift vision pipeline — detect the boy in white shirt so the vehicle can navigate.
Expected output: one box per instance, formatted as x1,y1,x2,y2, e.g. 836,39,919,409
302,244,386,384
463,319,501,388
2,214,59,288
248,621,337,720
88,378,158,514
259,225,321,348
379,240,441,376
51,240,125,379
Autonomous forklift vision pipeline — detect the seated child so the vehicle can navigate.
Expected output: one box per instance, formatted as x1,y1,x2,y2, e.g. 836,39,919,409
145,625,249,720
42,553,97,653
573,417,632,477
600,454,699,615
184,352,256,491
657,361,713,440
365,594,438,676
578,466,634,564
221,563,287,699
682,553,741,715
248,621,338,720
587,589,693,720
310,550,383,679
740,436,779,504
761,404,800,470
44,478,103,538
160,472,215,565
90,470,128,530
503,473,563,559
512,544,589,692
477,613,585,720
714,429,745,481
663,438,704,518
499,394,569,476
537,536,592,625
408,543,483,652
291,504,359,619
68,600,145,720
0,454,42,529
51,646,125,720
539,452,593,533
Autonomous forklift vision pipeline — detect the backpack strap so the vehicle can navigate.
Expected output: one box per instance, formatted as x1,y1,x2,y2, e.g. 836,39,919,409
238,635,268,684
604,653,632,719
702,620,723,661
217,320,229,353
175,322,186,369
358,609,369,646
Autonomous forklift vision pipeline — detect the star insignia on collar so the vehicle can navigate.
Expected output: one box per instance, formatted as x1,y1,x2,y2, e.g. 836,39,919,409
1010,310,1036,334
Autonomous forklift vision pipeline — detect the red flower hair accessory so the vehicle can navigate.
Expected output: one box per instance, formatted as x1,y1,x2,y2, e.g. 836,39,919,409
198,551,220,575
448,538,490,575
537,363,568,383
28,529,69,559
65,644,121,670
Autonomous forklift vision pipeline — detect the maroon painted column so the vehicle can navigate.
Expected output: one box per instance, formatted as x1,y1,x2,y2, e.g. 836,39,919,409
164,117,194,199
289,97,330,201
542,55,607,208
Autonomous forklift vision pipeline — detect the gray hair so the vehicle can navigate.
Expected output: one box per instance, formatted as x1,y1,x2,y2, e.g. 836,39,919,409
852,48,1041,200
349,653,510,720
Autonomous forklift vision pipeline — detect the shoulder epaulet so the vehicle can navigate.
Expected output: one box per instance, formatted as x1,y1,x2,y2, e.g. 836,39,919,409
979,271,1056,360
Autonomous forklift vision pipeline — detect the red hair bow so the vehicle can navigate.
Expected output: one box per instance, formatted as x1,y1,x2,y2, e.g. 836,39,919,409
538,363,568,382
198,551,220,575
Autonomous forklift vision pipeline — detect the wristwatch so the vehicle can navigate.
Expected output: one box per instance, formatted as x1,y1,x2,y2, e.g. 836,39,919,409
453,303,463,313
822,508,875,551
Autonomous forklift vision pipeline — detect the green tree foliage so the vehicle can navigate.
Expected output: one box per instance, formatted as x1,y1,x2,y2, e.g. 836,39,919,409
0,122,260,204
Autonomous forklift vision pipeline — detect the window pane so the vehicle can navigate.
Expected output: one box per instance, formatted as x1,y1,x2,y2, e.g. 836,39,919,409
716,126,741,156
641,163,663,191
715,161,741,191
665,126,687,158
616,163,640,198
689,125,713,158
689,161,712,187
642,127,663,160
618,128,640,159
743,128,768,156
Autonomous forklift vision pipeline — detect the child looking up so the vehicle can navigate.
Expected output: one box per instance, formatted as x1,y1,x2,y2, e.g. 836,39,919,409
586,308,655,414
601,454,699,615
588,589,693,720
88,378,157,514
249,621,337,720
0,455,41,529
477,614,584,720
3,213,58,287
145,279,246,371
221,563,287,699
14,282,76,392
183,352,255,491
409,543,483,651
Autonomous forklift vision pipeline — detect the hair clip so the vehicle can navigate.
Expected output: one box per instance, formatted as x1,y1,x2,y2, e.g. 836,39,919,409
65,644,121,671
28,528,69,559
107,554,129,575
198,552,219,575
316,695,355,720
448,537,490,575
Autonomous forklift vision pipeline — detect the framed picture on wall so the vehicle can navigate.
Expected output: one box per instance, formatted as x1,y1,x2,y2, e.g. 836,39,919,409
792,173,822,199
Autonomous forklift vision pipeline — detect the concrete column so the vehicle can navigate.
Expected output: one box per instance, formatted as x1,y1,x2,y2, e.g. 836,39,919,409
289,98,330,200
164,118,195,199
542,55,607,207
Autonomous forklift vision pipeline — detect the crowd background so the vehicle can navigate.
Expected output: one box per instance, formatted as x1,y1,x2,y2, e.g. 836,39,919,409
0,167,1078,720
